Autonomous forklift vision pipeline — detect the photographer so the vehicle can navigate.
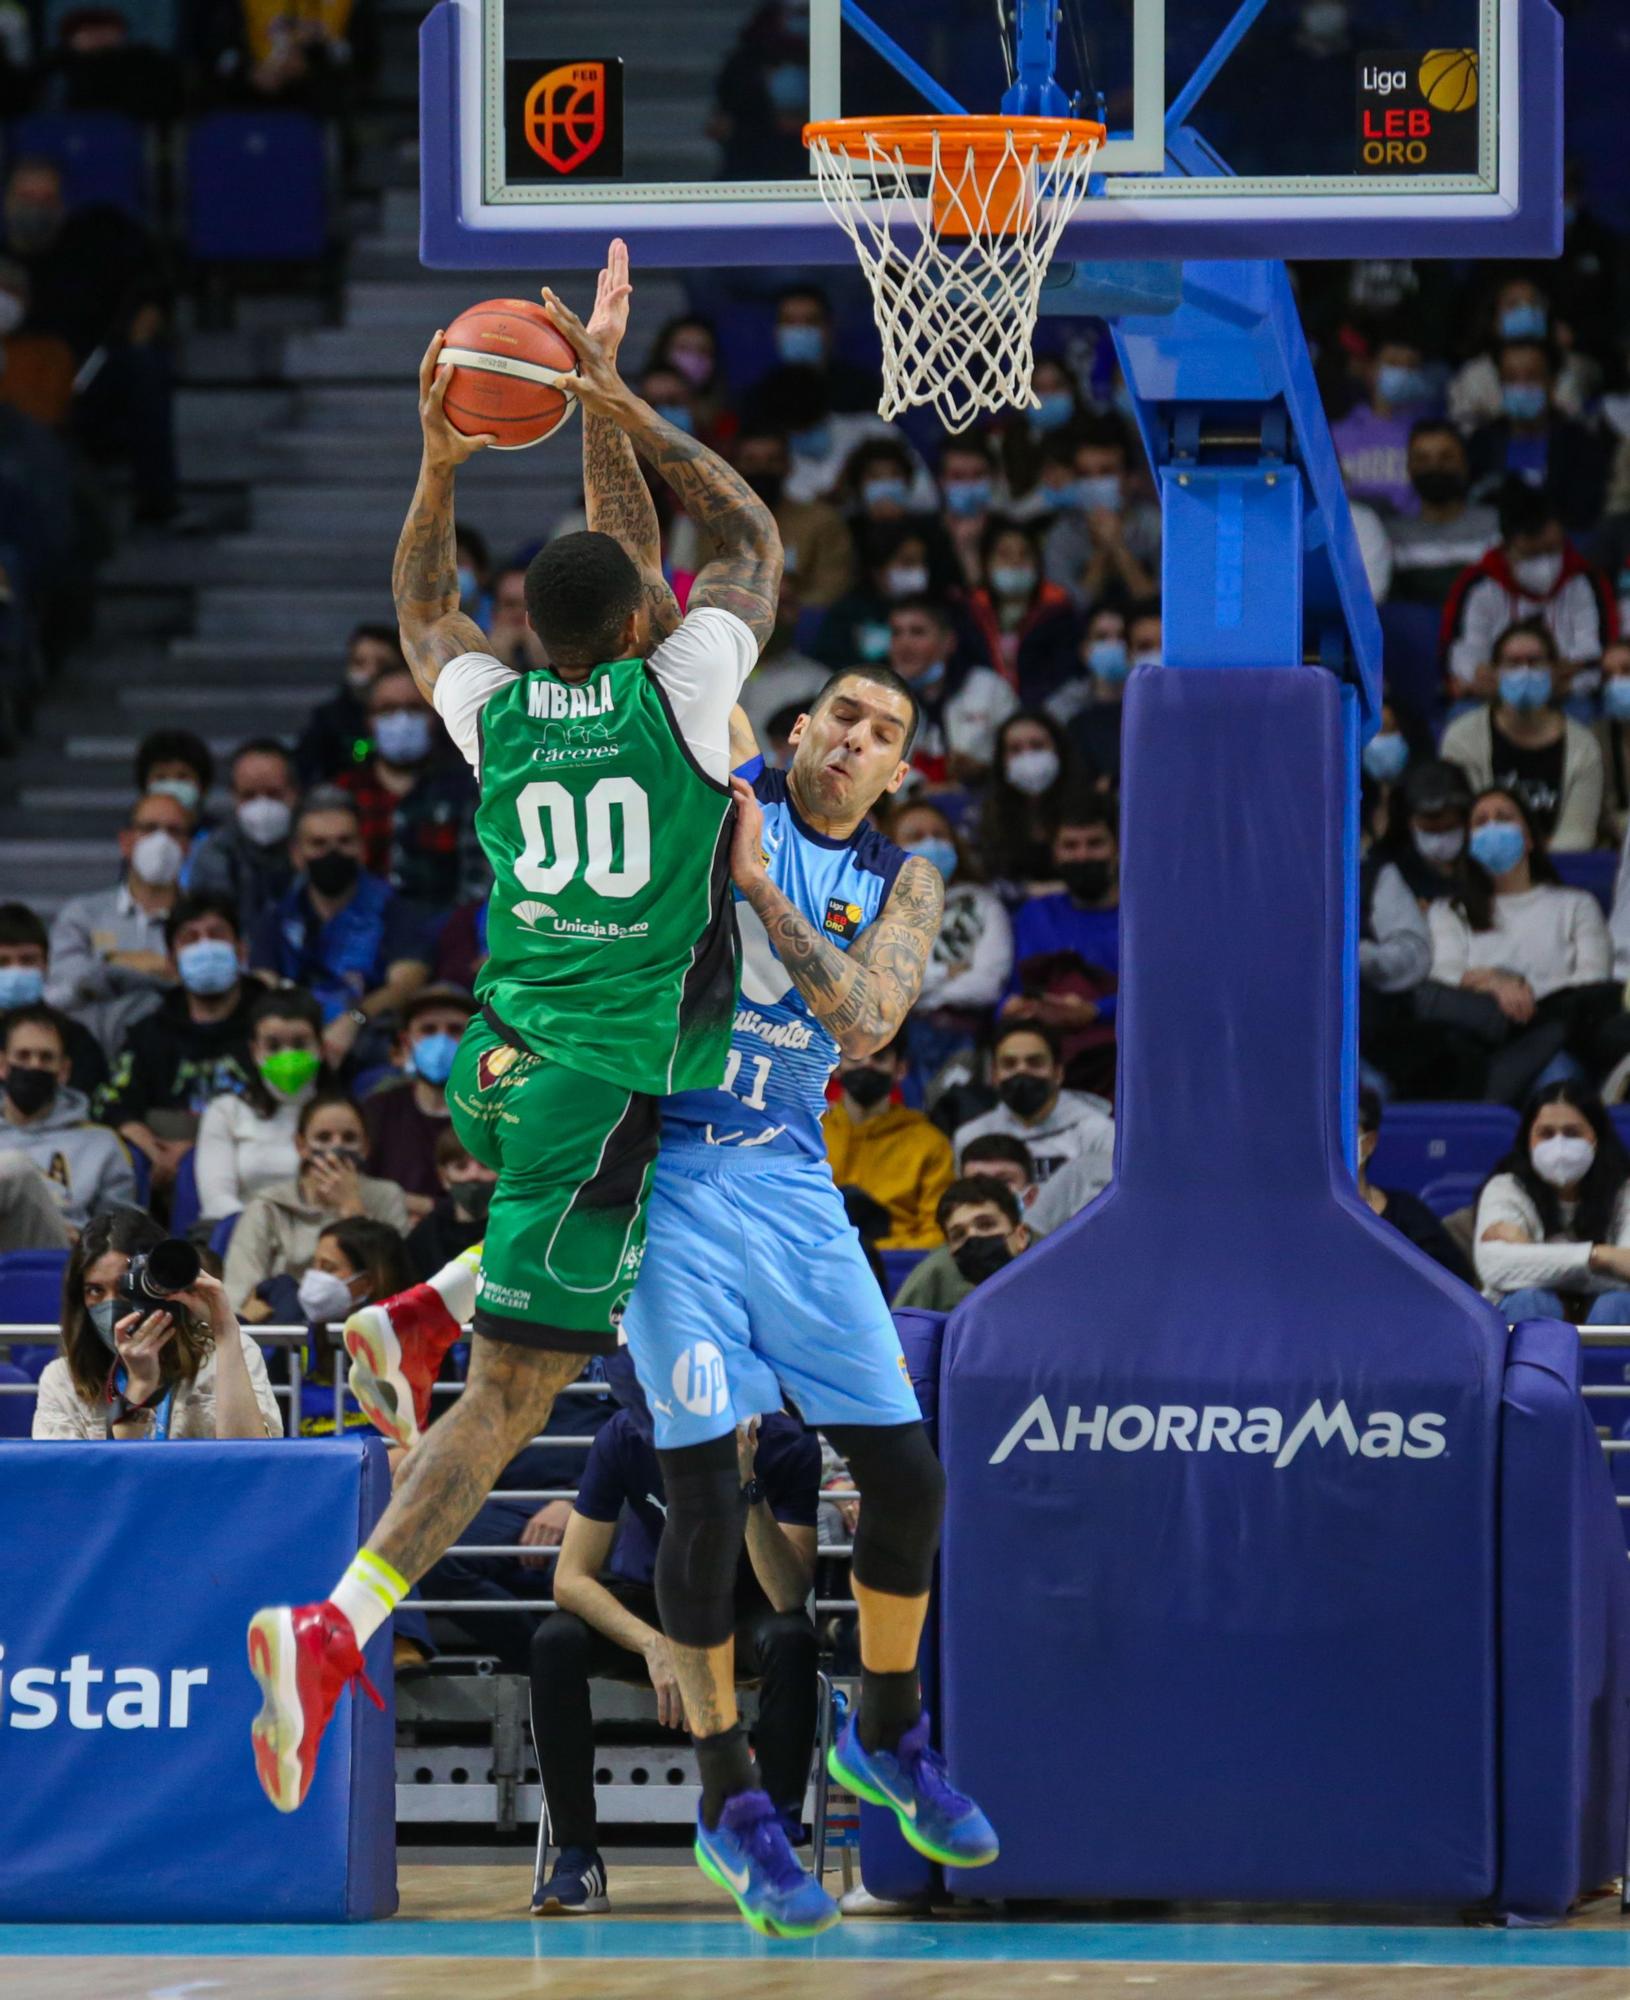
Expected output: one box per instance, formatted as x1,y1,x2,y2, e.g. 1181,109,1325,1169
33,1210,281,1439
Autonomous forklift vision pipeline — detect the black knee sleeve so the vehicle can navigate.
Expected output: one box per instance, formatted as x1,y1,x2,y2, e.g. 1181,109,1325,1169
825,1420,945,1598
653,1434,746,1649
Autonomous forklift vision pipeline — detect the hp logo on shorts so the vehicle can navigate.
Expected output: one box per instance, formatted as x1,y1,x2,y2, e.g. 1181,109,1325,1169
674,1341,729,1419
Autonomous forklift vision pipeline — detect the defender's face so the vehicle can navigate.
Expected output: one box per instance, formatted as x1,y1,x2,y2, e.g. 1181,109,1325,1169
788,677,913,816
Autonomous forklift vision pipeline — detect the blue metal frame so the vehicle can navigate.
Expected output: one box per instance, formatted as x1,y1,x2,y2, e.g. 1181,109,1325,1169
840,0,964,118
1002,0,1070,118
1164,0,1272,135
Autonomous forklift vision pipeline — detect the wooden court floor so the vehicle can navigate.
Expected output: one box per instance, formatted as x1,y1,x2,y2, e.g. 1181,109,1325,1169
6,1863,1630,2000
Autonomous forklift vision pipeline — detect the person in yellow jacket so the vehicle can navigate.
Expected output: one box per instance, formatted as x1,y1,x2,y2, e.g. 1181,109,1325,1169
821,1033,954,1250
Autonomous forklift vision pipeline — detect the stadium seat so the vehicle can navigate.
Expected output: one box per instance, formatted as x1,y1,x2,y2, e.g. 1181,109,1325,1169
878,1248,927,1300
1367,1102,1518,1198
170,1148,200,1237
1377,600,1447,731
127,1142,151,1210
1418,1170,1489,1219
0,1249,69,1380
208,1212,240,1260
185,113,329,263
1551,848,1617,915
0,1359,34,1436
1612,1108,1630,1155
10,112,148,218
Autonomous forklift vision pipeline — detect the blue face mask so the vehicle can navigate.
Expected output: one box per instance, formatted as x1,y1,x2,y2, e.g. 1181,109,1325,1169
904,836,958,883
457,563,478,604
1075,474,1122,513
0,965,44,1008
1499,664,1553,712
1603,680,1630,723
88,1298,119,1350
790,420,831,460
1502,382,1548,424
777,324,826,369
909,658,946,692
989,563,1037,599
1500,302,1548,341
943,477,992,518
410,1031,460,1086
765,61,805,114
176,938,240,997
1031,390,1074,432
1362,731,1410,782
1087,638,1129,682
1376,363,1431,408
1469,820,1527,877
862,476,910,512
374,709,432,765
654,402,694,435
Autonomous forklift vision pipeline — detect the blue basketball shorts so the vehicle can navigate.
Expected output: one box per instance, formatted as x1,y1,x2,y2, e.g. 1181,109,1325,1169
620,1145,922,1451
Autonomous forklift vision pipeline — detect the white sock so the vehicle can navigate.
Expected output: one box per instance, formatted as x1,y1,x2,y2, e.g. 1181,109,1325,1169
426,1244,481,1327
329,1549,409,1648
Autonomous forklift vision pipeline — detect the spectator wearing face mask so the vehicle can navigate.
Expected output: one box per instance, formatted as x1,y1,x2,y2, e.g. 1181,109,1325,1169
455,523,493,629
249,789,430,1070
895,1142,1045,1311
955,1021,1114,1193
887,596,1015,787
996,354,1085,500
1439,621,1603,851
1594,640,1630,845
295,624,404,785
975,710,1078,893
893,801,1013,1016
484,564,548,673
965,518,1081,708
224,1090,409,1315
650,314,735,447
1442,482,1616,707
47,790,194,1053
1330,325,1439,516
0,902,107,1098
757,284,881,418
96,893,261,1193
1423,787,1617,1104
748,362,921,508
185,738,300,935
841,437,925,529
1471,1083,1630,1320
290,1217,418,1437
0,1004,135,1227
914,1176,1032,1312
406,1128,496,1280
823,1031,954,1250
1448,279,1595,432
1354,832,1433,1094
135,728,215,828
1385,422,1499,607
734,424,853,610
1064,600,1161,779
1358,698,1433,844
813,523,944,670
34,1211,280,1441
1466,339,1609,534
938,435,1005,588
337,666,480,910
1036,419,1159,609
195,988,330,1221
1355,1088,1475,1285
1370,758,1473,904
1000,799,1121,1098
361,985,473,1218
736,588,829,745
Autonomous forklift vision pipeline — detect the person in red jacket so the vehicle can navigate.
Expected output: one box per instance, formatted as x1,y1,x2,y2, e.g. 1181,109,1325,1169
961,517,1080,712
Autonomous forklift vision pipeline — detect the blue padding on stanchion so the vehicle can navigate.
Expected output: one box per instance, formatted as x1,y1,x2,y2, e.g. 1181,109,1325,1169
1498,1320,1630,1919
0,1440,396,1921
938,667,1506,1904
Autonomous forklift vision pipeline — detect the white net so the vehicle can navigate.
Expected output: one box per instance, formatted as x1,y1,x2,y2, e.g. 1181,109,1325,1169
806,121,1099,432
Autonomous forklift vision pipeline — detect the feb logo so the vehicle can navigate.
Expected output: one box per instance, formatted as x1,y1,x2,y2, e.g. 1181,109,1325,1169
525,62,607,174
824,896,864,940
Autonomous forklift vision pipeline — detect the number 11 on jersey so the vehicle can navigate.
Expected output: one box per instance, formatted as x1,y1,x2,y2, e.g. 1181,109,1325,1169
722,1049,771,1110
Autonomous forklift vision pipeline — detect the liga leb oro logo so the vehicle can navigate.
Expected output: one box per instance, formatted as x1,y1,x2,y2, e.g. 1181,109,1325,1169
525,62,606,174
824,896,864,940
477,1043,523,1090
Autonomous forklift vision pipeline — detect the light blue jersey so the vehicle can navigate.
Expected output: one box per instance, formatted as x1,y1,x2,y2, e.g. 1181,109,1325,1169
662,765,907,1160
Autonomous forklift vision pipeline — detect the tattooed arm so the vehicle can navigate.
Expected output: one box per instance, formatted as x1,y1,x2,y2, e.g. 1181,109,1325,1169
393,332,495,700
728,776,942,1057
578,241,681,647
541,281,782,651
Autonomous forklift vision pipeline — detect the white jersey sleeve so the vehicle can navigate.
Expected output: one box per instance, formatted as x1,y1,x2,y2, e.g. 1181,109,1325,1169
432,651,521,773
644,606,761,784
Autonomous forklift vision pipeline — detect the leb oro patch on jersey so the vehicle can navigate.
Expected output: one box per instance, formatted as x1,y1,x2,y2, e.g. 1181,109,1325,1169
824,896,864,940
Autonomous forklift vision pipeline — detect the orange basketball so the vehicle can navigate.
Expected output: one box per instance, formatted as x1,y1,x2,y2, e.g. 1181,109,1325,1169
438,298,578,450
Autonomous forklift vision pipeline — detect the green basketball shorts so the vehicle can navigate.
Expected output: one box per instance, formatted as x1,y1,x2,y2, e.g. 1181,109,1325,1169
447,1012,660,1353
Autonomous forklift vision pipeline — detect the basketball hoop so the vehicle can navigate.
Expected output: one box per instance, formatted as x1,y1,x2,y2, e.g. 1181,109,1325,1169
803,113,1105,433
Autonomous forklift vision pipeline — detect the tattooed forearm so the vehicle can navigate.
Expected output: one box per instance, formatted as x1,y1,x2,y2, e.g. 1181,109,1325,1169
741,855,943,1056
583,408,681,645
393,457,488,697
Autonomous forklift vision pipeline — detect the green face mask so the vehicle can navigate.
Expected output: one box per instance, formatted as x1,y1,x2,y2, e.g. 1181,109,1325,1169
259,1048,321,1098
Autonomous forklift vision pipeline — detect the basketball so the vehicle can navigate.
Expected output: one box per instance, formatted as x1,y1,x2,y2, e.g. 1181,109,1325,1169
1419,47,1478,113
437,297,578,450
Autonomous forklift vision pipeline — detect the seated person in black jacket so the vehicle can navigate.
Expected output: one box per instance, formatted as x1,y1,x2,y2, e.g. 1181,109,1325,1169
1357,1087,1476,1287
405,1127,495,1280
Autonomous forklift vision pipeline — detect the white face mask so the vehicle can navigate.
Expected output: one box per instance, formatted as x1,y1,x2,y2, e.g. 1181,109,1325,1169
885,564,929,598
130,828,185,886
1004,747,1061,797
237,795,292,846
1412,825,1465,866
1531,1133,1595,1190
0,292,24,337
1512,551,1563,596
298,1266,359,1325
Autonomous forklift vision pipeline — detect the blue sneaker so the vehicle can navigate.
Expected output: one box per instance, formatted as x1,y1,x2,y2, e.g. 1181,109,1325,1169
694,1788,840,1938
531,1845,609,1914
828,1711,998,1869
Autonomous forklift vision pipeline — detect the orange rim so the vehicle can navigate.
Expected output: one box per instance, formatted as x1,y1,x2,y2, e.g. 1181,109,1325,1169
803,112,1105,171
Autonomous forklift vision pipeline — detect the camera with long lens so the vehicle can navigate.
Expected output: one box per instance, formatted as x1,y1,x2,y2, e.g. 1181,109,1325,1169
116,1239,201,1311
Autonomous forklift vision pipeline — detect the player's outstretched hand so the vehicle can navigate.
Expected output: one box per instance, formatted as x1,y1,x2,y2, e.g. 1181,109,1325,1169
727,774,769,893
538,282,626,419
418,331,497,471
580,237,632,364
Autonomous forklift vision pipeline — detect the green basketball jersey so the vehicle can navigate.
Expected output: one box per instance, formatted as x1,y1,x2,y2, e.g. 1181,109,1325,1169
471,653,738,1098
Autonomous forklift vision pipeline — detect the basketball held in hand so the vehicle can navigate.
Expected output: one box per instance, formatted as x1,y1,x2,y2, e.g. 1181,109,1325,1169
438,299,578,449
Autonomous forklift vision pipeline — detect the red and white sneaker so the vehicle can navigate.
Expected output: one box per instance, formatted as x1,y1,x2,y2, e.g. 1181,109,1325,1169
248,1601,383,1814
343,1284,462,1449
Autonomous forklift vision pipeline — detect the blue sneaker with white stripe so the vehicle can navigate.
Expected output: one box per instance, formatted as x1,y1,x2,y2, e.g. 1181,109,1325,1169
531,1845,609,1914
694,1789,839,1937
828,1711,998,1868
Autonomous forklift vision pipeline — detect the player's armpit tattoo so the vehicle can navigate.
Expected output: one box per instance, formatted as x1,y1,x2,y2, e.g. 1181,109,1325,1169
583,408,681,645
